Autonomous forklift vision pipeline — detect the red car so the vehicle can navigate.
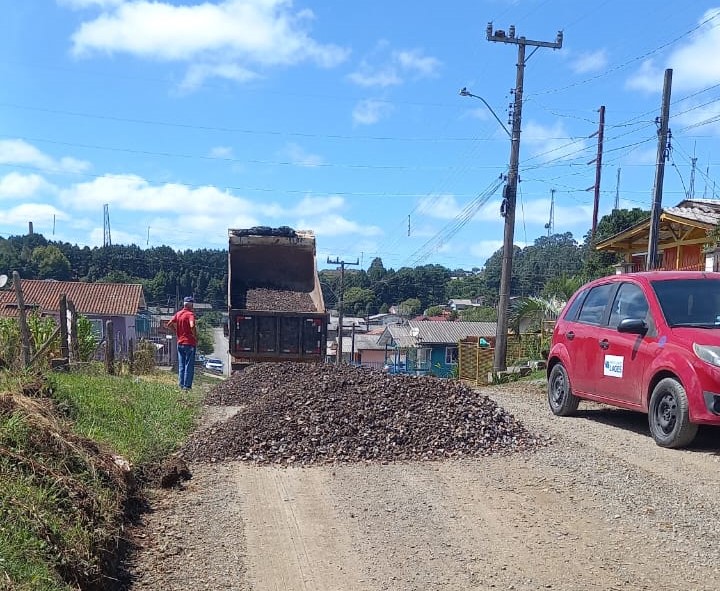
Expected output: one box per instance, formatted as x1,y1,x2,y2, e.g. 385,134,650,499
547,271,720,448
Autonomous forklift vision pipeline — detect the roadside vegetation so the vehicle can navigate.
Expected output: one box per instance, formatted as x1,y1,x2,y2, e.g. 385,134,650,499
0,367,203,590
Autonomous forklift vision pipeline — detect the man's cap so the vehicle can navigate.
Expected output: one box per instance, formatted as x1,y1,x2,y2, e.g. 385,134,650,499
183,296,194,304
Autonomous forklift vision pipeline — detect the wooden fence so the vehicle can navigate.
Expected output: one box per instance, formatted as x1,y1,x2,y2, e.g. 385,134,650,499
458,334,546,385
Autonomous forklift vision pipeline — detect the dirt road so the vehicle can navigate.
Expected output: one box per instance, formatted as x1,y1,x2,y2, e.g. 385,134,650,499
128,380,720,591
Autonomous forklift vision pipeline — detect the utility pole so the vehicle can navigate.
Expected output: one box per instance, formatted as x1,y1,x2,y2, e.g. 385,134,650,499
327,257,359,365
614,167,621,210
589,105,606,236
647,68,673,271
486,22,563,373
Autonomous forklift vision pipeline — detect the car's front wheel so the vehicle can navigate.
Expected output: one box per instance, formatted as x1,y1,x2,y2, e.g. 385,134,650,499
548,362,580,416
648,378,698,448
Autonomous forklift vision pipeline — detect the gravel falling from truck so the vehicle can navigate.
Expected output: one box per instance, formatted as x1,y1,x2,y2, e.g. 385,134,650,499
181,363,545,465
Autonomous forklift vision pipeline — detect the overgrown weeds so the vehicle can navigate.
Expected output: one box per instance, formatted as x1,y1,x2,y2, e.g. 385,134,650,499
0,369,203,590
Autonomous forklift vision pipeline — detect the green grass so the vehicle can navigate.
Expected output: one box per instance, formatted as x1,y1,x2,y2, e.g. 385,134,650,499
0,369,205,590
49,372,202,466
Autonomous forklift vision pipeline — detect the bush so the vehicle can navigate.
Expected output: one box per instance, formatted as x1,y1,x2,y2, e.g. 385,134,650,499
132,340,157,375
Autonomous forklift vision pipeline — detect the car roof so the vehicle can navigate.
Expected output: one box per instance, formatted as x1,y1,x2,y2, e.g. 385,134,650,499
587,271,720,287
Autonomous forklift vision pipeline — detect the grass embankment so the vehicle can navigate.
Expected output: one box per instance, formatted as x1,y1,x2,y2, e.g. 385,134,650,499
0,369,203,591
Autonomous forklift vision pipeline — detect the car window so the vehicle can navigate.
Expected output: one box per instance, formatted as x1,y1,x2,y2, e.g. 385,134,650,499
577,283,616,325
652,278,720,327
609,283,649,327
562,287,588,322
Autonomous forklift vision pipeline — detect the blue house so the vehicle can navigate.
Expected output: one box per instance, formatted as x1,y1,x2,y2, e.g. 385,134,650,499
378,320,496,377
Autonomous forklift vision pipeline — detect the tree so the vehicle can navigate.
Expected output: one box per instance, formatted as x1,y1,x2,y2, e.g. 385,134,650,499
30,245,71,280
397,298,422,317
343,287,376,316
509,296,564,335
582,208,650,279
425,305,445,317
460,306,497,321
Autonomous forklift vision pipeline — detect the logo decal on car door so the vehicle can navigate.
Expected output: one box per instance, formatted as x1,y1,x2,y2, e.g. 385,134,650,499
603,355,624,378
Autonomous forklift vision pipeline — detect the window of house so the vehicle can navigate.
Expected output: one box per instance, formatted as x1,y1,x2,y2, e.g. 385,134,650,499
445,346,459,365
89,319,103,339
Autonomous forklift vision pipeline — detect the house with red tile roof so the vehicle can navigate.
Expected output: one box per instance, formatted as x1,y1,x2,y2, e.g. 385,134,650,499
0,279,147,354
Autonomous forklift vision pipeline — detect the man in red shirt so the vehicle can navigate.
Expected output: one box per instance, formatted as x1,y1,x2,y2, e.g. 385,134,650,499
167,296,198,390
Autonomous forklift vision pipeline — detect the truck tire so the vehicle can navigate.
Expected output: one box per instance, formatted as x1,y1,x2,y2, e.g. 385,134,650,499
648,378,698,448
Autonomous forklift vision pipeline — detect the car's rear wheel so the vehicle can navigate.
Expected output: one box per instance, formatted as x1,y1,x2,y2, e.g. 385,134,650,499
648,378,698,448
548,363,580,416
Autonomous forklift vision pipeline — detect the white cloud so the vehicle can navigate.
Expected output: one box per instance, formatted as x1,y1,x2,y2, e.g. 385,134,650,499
60,174,262,215
627,9,720,93
209,146,234,159
394,50,441,77
518,198,593,226
352,99,393,125
418,194,462,219
282,143,325,167
0,140,90,174
297,214,381,237
69,0,349,87
288,195,343,215
0,203,68,228
469,240,505,262
570,49,608,74
180,63,259,92
0,173,56,199
348,47,440,88
522,121,590,163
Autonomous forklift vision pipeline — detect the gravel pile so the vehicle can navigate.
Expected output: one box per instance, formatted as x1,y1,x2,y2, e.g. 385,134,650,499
182,362,543,465
243,287,316,312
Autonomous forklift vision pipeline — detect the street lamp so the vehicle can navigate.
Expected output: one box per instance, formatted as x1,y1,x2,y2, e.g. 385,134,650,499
459,87,511,138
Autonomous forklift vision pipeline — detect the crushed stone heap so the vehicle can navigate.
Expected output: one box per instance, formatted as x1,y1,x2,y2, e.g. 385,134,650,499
182,362,544,465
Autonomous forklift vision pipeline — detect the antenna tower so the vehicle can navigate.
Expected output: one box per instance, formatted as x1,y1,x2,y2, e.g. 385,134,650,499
544,188,555,236
103,204,112,247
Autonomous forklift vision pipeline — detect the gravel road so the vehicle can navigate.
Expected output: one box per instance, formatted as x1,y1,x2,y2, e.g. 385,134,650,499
126,378,720,591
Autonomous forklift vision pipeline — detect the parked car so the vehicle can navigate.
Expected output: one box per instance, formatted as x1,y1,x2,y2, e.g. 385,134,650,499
547,271,720,448
204,358,223,372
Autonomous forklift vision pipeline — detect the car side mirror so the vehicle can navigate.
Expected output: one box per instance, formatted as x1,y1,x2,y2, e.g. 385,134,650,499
617,318,648,334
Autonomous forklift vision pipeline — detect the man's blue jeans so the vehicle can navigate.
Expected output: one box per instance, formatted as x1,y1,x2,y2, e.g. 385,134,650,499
177,344,196,389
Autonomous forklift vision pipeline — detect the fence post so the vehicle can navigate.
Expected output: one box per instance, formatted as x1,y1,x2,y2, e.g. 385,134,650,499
12,272,31,367
59,294,69,361
128,337,134,374
105,320,115,375
67,299,80,362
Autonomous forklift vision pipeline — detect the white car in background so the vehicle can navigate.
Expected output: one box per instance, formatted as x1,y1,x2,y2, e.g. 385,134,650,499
204,358,223,372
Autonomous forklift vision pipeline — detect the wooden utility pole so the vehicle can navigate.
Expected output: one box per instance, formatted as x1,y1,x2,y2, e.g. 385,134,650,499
327,257,359,365
589,105,606,236
486,23,563,373
647,69,673,271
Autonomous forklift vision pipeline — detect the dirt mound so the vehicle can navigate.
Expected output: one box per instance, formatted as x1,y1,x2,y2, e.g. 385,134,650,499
182,363,543,465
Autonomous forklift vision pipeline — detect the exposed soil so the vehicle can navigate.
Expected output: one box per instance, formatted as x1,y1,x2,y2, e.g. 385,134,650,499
126,373,720,591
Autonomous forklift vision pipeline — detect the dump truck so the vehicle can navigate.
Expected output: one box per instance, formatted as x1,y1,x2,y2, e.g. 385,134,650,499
227,226,328,371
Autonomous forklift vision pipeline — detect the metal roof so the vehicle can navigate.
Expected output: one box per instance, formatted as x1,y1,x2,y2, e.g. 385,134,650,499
378,321,497,348
410,320,496,344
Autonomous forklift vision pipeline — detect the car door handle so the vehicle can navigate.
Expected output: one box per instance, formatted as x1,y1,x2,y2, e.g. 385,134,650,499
566,331,574,340
599,339,610,350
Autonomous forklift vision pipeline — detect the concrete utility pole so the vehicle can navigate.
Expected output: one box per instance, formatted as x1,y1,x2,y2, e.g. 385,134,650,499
589,105,606,236
486,23,563,373
326,257,359,365
647,68,673,271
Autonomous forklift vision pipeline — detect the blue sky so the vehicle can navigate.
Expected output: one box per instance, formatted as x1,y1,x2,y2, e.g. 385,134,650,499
2,1,720,272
